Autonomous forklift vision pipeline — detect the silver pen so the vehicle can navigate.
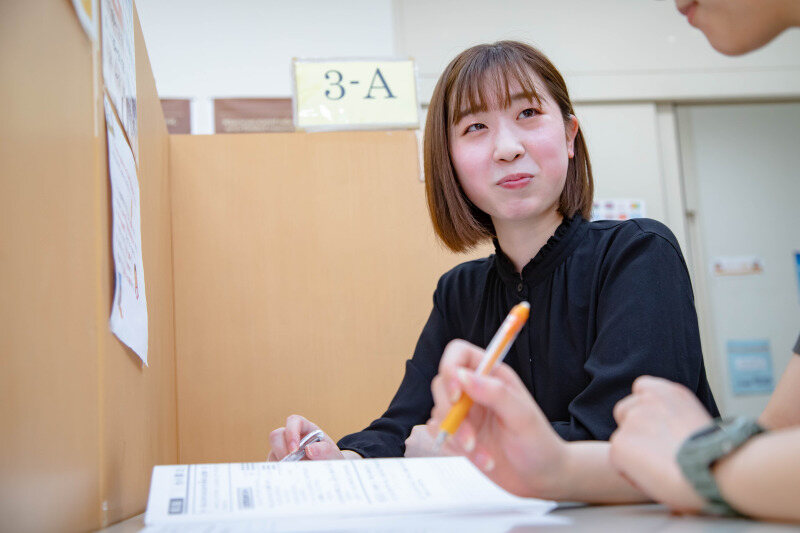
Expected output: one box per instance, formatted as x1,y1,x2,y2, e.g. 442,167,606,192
278,429,325,462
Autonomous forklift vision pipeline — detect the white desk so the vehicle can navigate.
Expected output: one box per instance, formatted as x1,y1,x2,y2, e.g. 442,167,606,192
101,504,798,532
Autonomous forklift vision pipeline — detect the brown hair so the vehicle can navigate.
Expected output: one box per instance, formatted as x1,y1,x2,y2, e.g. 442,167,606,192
424,40,594,252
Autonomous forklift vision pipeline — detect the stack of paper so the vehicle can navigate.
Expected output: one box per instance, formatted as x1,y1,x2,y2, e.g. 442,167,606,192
144,457,561,531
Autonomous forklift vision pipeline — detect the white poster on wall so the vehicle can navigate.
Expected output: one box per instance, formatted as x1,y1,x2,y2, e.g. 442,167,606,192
71,0,99,41
104,96,148,364
591,199,646,221
101,0,137,162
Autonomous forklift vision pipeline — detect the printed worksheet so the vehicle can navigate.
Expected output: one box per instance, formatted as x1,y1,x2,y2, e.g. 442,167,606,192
144,457,557,528
105,95,148,363
101,0,137,161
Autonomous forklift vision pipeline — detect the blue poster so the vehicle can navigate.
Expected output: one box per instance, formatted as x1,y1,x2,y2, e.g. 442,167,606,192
727,339,774,395
795,252,800,304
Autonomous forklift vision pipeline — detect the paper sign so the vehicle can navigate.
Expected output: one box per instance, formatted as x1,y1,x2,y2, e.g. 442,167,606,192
214,98,294,133
795,252,800,303
591,199,646,221
293,59,419,131
727,339,773,395
711,256,764,276
105,96,148,364
160,98,192,134
102,0,137,161
71,0,99,41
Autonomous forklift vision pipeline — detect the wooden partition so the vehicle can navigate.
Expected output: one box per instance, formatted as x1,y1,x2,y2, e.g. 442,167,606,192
170,131,490,463
2,3,493,529
0,2,176,530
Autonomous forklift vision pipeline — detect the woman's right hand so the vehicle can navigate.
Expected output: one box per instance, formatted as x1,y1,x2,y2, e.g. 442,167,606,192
267,414,346,461
426,340,569,499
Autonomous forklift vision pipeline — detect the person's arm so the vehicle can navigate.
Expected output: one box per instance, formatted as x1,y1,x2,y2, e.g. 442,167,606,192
426,340,648,503
555,222,717,442
713,427,800,522
759,344,800,429
611,375,800,522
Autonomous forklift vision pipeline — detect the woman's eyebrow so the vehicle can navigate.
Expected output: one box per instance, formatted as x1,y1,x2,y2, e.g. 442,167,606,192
454,91,540,122
509,92,539,105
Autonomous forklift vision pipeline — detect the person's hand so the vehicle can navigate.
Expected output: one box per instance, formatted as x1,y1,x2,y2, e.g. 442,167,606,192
426,340,568,498
267,414,345,461
610,375,713,512
405,424,456,457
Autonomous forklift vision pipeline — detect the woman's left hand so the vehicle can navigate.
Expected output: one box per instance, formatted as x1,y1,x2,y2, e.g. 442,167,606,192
426,340,568,498
609,375,712,512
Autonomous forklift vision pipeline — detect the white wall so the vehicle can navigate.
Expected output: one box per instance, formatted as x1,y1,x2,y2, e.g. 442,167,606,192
679,102,800,417
395,0,800,103
135,0,800,407
137,1,800,130
136,0,395,133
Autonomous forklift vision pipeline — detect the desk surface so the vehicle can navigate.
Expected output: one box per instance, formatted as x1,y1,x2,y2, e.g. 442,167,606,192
102,504,798,532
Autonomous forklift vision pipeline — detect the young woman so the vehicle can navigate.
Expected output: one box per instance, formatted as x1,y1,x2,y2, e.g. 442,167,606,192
268,42,718,494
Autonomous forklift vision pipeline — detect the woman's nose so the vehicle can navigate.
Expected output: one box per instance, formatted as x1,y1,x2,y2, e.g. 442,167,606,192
493,126,524,162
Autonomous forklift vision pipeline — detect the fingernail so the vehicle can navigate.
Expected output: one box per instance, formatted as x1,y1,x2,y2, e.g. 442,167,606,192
457,368,471,386
449,378,461,403
476,452,495,472
463,435,475,453
305,446,313,459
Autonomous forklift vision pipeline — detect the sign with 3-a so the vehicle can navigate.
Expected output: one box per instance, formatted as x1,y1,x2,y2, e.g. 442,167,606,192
293,58,419,131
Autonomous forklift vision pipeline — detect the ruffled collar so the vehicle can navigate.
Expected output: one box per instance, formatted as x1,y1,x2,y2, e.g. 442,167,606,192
493,213,588,287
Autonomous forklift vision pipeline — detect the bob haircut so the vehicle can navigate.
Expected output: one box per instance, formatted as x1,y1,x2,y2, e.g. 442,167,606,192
424,41,594,252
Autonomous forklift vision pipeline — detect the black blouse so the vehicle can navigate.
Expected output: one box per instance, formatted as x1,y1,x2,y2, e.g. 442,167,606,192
338,215,719,458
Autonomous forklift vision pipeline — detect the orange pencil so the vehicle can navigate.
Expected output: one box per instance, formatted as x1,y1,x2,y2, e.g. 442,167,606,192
432,301,530,453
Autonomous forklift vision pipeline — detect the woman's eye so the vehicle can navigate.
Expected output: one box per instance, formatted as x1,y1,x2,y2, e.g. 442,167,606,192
465,123,486,133
518,108,538,119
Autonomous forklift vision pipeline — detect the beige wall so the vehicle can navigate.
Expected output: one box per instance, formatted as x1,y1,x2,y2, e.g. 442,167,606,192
170,131,489,463
0,2,177,530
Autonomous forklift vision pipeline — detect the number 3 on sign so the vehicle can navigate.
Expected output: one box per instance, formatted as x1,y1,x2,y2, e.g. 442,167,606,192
293,59,419,131
323,68,396,101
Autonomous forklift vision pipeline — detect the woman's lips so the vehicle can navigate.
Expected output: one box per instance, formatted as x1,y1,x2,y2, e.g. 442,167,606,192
497,174,533,189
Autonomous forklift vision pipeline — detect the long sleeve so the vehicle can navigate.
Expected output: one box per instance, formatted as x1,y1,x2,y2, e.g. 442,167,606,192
553,224,718,441
337,282,452,458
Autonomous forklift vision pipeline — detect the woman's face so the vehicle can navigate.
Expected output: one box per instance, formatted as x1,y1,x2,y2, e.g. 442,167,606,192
448,74,578,228
674,0,794,55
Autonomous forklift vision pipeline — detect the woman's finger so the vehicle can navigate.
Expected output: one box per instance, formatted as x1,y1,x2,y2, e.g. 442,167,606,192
457,369,534,430
613,393,638,425
268,427,288,459
431,374,454,412
438,340,487,404
284,414,318,452
306,440,343,460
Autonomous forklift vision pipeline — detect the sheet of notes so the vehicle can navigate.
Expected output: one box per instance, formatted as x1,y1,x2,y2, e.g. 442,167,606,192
145,457,558,529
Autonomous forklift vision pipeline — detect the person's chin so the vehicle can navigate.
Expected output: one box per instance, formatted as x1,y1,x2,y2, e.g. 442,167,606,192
704,29,772,56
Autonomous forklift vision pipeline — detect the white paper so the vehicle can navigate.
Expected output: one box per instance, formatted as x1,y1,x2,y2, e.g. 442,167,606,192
71,0,99,41
101,0,137,162
711,255,764,276
144,457,557,528
105,96,148,364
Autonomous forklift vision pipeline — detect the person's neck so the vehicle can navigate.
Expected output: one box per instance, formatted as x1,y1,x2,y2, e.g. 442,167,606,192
494,209,565,274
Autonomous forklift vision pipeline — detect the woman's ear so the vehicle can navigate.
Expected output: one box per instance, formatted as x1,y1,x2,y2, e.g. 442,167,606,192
565,114,579,159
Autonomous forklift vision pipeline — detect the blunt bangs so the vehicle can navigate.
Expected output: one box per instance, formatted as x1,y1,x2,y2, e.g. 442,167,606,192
448,46,543,125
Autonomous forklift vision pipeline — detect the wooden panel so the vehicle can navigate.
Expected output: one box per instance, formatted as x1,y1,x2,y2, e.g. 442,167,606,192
99,8,177,527
171,131,490,463
0,1,101,531
0,1,176,529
